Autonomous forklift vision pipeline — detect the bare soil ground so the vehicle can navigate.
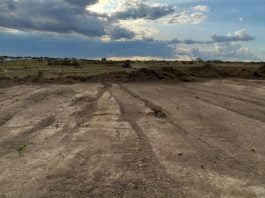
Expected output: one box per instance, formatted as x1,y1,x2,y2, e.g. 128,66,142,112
0,79,265,198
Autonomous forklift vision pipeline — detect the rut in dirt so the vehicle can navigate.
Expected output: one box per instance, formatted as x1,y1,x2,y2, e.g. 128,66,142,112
118,84,191,135
111,86,185,197
41,84,183,198
71,84,111,127
0,115,55,157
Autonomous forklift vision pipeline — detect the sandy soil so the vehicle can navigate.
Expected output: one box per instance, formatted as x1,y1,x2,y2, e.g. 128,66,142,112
0,80,265,198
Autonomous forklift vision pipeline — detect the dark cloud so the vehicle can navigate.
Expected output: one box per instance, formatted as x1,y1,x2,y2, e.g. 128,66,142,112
0,32,175,59
7,1,16,10
0,0,137,40
170,38,206,44
0,0,108,37
112,2,175,20
110,27,135,40
169,29,255,45
63,0,98,7
0,0,178,39
211,29,255,42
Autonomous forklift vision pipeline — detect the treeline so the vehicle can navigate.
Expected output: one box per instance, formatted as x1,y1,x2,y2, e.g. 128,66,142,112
47,59,80,66
0,56,264,65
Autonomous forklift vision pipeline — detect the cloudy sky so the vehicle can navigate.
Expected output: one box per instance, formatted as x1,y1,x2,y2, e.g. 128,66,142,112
0,0,264,61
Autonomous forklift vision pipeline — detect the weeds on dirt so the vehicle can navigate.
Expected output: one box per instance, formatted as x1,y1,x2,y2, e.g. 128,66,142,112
16,142,32,156
38,70,43,78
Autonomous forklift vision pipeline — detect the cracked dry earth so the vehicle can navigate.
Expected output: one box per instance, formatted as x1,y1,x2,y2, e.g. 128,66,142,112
0,80,265,198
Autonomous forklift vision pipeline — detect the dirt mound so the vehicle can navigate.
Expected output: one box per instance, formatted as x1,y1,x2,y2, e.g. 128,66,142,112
8,66,238,84
1,65,264,87
116,67,189,82
253,64,265,77
0,77,14,88
188,64,227,78
65,68,182,83
0,76,11,81
128,68,165,81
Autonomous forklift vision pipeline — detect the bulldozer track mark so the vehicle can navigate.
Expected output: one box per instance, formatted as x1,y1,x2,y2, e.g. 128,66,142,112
182,85,265,107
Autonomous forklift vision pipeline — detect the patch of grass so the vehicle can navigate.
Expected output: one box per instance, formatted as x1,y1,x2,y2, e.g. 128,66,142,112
16,142,32,156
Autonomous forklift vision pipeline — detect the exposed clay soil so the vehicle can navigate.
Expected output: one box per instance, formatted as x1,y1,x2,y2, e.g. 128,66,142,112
0,79,265,198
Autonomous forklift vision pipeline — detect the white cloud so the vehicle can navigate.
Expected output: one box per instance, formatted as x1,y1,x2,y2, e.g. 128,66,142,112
192,5,209,12
175,42,259,61
107,56,165,61
166,11,207,24
238,17,244,22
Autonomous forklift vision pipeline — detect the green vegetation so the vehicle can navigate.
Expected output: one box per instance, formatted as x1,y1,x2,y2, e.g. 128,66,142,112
16,142,32,156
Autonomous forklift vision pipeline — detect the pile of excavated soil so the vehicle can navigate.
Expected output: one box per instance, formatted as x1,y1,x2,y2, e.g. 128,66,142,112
88,65,257,82
187,64,228,78
82,67,195,82
0,77,14,88
253,64,265,77
0,65,264,87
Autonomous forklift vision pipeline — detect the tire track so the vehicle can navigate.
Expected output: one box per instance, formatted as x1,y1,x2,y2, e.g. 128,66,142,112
118,84,188,134
182,85,265,107
115,85,249,195
199,84,265,101
111,86,184,197
118,84,265,183
0,115,55,157
38,84,134,198
182,89,265,123
0,87,44,103
71,83,111,127
0,86,75,127
175,85,265,123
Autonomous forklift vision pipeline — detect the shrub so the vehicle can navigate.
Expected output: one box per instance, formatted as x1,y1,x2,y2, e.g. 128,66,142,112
38,70,43,77
47,59,80,66
122,60,131,68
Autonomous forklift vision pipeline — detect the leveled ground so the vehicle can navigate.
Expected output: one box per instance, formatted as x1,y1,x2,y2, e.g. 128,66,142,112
0,79,265,197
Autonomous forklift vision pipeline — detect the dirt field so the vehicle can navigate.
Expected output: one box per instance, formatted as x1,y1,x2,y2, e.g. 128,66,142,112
0,79,265,198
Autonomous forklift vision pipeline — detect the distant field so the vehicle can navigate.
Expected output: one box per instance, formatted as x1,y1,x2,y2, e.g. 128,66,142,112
0,59,134,79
